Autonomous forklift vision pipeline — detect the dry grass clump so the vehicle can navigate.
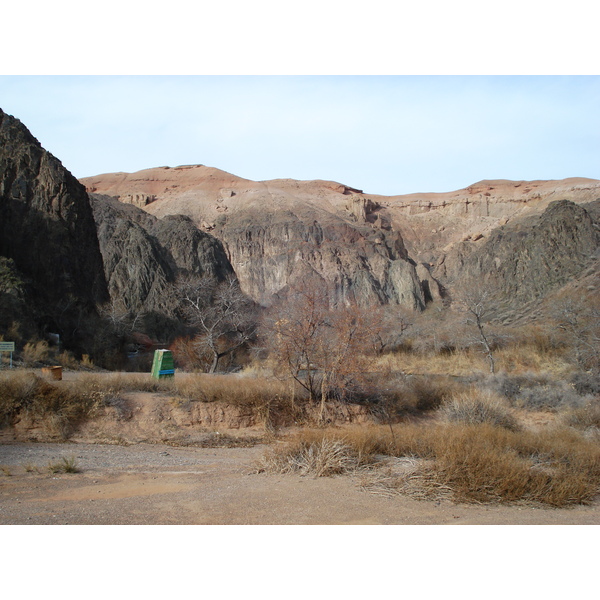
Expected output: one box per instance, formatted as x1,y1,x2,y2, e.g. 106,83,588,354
259,420,600,506
72,373,174,394
21,340,50,366
174,374,300,430
563,400,600,431
67,373,176,421
483,372,593,412
47,456,80,474
441,389,520,431
0,371,97,438
258,431,375,477
192,432,263,448
373,349,487,377
173,374,292,405
493,344,571,375
422,424,600,506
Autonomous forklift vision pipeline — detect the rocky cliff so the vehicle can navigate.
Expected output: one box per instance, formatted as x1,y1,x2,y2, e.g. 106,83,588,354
81,167,600,318
0,108,109,344
89,194,234,315
81,166,428,309
433,199,600,319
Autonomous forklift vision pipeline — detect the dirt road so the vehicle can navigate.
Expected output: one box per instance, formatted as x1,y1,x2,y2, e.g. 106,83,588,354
1,441,599,525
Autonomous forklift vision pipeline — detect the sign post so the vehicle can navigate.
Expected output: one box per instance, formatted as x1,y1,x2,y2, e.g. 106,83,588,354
0,342,15,368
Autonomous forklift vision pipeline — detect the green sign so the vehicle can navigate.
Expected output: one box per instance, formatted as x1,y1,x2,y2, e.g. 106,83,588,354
0,342,15,352
151,349,175,379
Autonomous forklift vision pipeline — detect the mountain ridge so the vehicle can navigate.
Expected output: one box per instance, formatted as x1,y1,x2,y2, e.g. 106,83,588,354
81,166,600,318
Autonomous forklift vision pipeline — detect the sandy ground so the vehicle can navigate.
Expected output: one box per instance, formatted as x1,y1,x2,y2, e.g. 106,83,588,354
1,369,599,525
1,440,599,525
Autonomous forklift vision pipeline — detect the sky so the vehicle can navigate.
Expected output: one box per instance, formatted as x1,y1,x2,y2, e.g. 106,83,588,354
1,75,598,196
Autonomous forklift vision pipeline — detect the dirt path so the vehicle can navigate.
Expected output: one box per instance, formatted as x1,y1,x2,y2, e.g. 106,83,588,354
1,441,599,525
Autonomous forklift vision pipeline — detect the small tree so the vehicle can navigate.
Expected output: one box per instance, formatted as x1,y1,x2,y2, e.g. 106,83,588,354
369,305,413,355
262,280,330,401
552,295,600,372
456,289,498,374
177,275,256,373
261,279,383,420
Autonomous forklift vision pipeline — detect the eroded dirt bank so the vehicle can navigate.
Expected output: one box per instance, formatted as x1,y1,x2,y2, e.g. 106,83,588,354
1,441,599,525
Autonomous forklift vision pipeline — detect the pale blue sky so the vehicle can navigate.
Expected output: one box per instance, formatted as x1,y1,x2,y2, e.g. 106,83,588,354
1,75,598,195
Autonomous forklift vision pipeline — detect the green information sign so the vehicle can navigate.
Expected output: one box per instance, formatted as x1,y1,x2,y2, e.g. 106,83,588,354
0,341,15,368
151,349,175,379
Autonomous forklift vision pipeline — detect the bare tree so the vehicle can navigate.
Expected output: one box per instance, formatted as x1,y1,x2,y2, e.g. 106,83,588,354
552,295,600,372
369,305,413,355
455,289,498,374
98,297,145,337
261,280,330,401
177,275,256,373
261,279,385,420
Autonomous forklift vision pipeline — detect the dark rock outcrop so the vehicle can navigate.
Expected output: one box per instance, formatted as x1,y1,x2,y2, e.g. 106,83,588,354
89,194,235,314
435,199,600,319
0,108,108,343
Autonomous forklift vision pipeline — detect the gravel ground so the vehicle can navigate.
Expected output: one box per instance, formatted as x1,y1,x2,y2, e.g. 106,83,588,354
2,441,600,525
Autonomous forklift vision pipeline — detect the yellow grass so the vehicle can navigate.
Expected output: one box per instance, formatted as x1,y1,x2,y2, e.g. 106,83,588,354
372,344,572,377
263,421,600,506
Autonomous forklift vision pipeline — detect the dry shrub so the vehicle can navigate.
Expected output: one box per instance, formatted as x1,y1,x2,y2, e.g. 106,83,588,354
407,375,464,411
170,336,204,371
0,371,40,424
58,351,80,369
66,373,172,421
569,372,600,397
390,423,600,506
258,430,374,477
258,421,600,506
564,400,600,431
514,382,584,412
363,375,467,425
441,389,520,431
1,372,154,436
484,372,587,412
0,372,97,438
22,340,49,366
81,354,95,369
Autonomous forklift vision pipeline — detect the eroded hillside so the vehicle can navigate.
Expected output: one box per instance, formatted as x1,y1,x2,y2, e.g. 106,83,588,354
81,167,600,320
